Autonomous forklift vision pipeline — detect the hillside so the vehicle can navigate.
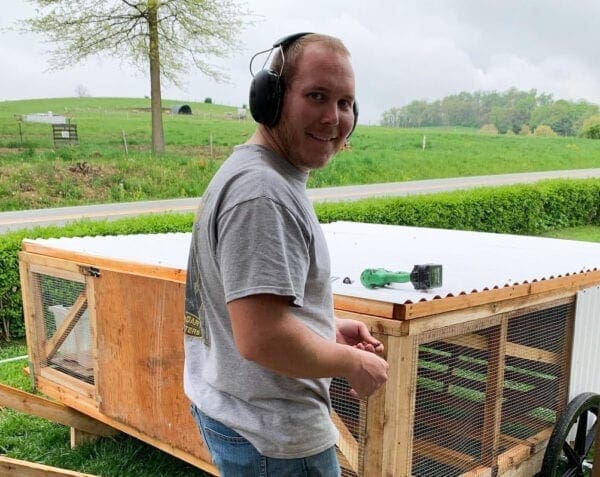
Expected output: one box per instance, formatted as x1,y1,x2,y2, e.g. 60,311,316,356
1,97,600,212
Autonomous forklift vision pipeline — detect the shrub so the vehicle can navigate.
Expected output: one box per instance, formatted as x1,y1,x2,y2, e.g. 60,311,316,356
581,115,600,139
479,124,498,135
6,180,600,341
519,124,531,136
204,97,212,104
534,125,558,137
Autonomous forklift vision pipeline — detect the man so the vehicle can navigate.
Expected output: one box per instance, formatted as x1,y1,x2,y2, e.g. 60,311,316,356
184,33,389,476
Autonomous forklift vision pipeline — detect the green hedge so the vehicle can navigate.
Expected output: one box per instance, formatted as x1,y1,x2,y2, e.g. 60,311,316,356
315,179,600,233
2,178,600,341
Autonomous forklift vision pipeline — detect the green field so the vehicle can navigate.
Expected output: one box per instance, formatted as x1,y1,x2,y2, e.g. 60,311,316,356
2,97,600,475
2,97,600,211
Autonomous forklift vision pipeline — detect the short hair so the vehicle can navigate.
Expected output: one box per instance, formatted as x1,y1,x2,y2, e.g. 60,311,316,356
269,34,350,88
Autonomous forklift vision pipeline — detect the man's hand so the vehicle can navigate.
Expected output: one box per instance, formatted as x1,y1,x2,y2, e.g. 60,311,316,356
345,348,389,399
336,318,384,355
336,318,388,398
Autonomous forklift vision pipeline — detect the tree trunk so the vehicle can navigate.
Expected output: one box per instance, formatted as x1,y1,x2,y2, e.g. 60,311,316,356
148,0,165,154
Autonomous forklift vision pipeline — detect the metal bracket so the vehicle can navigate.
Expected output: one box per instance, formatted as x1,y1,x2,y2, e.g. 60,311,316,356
80,266,101,277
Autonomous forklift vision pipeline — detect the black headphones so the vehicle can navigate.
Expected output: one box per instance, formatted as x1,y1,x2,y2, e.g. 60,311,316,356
248,32,359,137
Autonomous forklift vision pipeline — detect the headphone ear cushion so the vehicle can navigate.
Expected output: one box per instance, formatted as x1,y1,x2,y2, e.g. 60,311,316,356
249,69,285,127
347,101,359,138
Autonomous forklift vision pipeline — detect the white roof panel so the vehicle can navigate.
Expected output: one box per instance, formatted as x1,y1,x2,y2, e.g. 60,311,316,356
23,222,600,304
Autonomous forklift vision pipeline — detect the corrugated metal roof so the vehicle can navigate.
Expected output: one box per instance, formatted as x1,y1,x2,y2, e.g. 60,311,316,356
23,232,191,270
326,222,600,304
23,221,600,305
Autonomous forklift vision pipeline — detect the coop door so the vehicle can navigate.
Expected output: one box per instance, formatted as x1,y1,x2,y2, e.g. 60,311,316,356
19,254,97,393
411,300,574,476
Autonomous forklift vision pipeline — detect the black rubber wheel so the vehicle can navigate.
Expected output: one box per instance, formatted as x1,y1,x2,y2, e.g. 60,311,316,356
539,392,599,477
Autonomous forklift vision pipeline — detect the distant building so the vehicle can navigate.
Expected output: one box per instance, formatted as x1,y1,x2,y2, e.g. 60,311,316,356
170,104,192,115
20,111,68,124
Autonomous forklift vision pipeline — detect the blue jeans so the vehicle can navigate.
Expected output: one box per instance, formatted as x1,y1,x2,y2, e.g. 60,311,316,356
191,404,340,477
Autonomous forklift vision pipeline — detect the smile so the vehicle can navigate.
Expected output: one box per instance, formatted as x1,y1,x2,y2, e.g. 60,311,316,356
308,132,336,142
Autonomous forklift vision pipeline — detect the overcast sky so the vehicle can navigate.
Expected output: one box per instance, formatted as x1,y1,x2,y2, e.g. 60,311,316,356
1,0,599,124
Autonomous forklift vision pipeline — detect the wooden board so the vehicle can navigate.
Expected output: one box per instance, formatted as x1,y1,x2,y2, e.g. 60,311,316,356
0,383,116,437
21,242,185,283
0,456,98,477
593,424,600,477
92,269,211,464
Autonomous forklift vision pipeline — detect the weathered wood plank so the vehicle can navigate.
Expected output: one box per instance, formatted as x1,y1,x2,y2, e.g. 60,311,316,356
331,409,358,473
480,319,508,466
0,456,98,477
0,382,117,437
21,243,185,283
333,294,395,319
593,423,600,477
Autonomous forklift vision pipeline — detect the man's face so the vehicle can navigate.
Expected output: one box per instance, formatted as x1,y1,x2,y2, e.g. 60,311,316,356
272,43,356,171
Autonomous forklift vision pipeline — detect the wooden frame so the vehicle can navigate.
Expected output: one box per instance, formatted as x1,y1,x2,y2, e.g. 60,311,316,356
0,456,97,477
18,239,599,477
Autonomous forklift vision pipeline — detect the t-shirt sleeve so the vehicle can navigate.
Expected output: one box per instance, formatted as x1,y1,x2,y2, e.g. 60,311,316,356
216,196,310,306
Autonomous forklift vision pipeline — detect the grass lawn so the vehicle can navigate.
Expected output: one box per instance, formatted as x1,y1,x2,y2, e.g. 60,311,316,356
1,97,600,211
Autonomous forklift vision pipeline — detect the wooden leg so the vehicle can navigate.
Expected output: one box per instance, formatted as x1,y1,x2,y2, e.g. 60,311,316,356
70,427,102,448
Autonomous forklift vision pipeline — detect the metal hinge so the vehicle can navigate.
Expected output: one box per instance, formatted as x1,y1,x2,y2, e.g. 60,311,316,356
80,266,101,277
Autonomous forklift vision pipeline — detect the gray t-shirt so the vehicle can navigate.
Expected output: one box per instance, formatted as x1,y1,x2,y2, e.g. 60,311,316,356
184,144,338,458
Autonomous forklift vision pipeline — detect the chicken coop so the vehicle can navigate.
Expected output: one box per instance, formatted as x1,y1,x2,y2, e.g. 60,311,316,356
18,221,600,476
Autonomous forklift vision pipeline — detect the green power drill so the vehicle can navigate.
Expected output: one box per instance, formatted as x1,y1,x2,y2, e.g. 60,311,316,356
360,264,443,290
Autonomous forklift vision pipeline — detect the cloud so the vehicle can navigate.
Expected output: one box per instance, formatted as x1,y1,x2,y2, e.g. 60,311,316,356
1,0,599,124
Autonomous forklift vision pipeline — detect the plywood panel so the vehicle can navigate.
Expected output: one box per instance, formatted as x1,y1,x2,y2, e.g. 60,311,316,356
93,269,209,463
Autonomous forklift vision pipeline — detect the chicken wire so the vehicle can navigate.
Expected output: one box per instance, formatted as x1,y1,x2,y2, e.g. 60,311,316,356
411,303,572,476
31,271,94,385
331,377,367,476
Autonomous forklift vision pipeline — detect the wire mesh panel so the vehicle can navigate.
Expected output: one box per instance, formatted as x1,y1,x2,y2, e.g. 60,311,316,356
31,271,94,385
500,304,572,447
331,377,367,476
411,302,572,476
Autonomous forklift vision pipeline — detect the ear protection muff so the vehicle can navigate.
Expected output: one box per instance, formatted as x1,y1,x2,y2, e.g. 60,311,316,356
249,32,311,128
249,32,359,138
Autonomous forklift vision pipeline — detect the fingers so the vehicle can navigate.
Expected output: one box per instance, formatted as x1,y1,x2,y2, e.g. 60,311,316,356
355,322,385,353
353,341,385,355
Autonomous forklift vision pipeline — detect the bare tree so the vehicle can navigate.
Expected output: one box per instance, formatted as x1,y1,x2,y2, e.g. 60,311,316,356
75,84,90,97
17,0,252,153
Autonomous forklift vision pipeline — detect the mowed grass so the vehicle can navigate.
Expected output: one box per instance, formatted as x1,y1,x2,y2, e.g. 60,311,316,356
1,97,600,210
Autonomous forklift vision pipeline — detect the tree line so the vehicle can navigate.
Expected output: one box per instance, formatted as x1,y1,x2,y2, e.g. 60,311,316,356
380,88,600,137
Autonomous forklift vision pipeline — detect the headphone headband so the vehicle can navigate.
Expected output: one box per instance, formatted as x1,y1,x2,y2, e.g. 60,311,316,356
272,32,313,49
